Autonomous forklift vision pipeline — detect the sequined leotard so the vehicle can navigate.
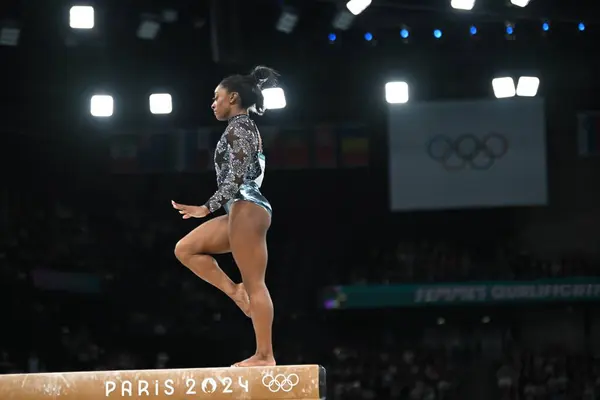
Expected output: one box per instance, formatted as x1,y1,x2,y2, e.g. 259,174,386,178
203,114,271,215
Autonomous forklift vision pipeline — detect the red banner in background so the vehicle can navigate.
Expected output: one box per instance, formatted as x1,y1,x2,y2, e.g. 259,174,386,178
338,126,369,168
259,126,284,168
138,133,177,173
314,124,337,168
109,134,139,174
108,122,369,174
177,128,216,172
110,133,179,174
280,127,309,169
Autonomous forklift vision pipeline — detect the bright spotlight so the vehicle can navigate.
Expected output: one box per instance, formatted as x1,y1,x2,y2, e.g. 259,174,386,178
450,0,475,11
400,29,409,39
346,0,372,16
262,88,286,110
149,93,173,115
492,77,516,99
510,0,530,7
433,29,443,39
385,81,409,104
516,76,540,97
70,6,95,29
90,95,114,117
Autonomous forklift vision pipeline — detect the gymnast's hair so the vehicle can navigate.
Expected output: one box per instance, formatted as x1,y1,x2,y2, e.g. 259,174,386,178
220,65,280,116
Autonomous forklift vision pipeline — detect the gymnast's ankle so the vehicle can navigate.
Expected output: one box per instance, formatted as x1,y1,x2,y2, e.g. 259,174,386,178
255,350,275,359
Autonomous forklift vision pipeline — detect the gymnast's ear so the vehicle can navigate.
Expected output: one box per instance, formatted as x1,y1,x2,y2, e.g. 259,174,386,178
229,91,240,105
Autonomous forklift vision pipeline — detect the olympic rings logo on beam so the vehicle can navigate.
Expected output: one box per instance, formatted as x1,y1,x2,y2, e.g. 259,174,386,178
426,133,509,171
261,373,300,392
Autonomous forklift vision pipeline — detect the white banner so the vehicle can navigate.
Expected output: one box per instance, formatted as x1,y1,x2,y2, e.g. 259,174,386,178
388,98,548,211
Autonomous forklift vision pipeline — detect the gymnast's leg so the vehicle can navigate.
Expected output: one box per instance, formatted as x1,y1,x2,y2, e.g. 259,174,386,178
174,215,250,317
229,201,275,367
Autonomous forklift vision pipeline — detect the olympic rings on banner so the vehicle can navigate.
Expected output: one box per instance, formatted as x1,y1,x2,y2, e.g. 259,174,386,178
426,133,509,170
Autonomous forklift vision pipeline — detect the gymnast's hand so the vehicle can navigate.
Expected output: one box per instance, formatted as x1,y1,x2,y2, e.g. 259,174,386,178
171,200,210,219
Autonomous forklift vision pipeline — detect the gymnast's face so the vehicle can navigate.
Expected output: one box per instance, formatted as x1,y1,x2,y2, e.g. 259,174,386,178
212,85,238,121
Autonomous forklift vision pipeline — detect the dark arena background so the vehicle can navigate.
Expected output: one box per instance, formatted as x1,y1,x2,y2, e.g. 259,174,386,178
2,0,600,399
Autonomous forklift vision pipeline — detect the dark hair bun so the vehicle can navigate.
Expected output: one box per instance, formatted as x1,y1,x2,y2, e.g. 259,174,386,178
249,66,280,90
219,65,280,116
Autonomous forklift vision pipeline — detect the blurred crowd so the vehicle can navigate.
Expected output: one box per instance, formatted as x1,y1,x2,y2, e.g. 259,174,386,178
1,174,599,400
496,348,600,400
338,238,596,285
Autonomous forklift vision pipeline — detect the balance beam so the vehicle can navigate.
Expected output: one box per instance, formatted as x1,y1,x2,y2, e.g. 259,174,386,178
0,364,326,400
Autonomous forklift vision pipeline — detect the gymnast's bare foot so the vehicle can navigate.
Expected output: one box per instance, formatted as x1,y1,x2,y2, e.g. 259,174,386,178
232,353,276,367
230,283,251,317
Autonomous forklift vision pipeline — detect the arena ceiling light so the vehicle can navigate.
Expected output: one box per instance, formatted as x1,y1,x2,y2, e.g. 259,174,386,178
332,10,355,30
492,77,516,98
0,26,20,46
516,76,540,97
162,9,178,23
69,6,95,29
385,81,409,104
276,9,298,34
346,0,372,16
149,93,173,115
90,95,114,117
510,0,530,7
451,0,476,11
262,88,286,110
137,14,161,40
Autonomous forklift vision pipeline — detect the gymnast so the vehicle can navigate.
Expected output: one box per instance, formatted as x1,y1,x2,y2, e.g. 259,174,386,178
171,66,278,367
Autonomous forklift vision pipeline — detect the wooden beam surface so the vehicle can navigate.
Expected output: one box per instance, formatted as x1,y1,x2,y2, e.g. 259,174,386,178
0,364,326,400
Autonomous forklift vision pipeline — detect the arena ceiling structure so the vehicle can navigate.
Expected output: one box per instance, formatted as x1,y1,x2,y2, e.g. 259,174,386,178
1,0,599,126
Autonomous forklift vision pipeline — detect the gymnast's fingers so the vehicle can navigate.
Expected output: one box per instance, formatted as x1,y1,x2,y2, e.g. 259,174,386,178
171,200,185,210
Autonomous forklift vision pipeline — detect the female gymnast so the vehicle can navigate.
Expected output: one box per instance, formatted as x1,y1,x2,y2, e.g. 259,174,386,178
171,66,278,367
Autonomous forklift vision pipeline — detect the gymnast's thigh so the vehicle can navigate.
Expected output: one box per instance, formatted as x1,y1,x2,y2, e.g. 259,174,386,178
176,215,231,255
